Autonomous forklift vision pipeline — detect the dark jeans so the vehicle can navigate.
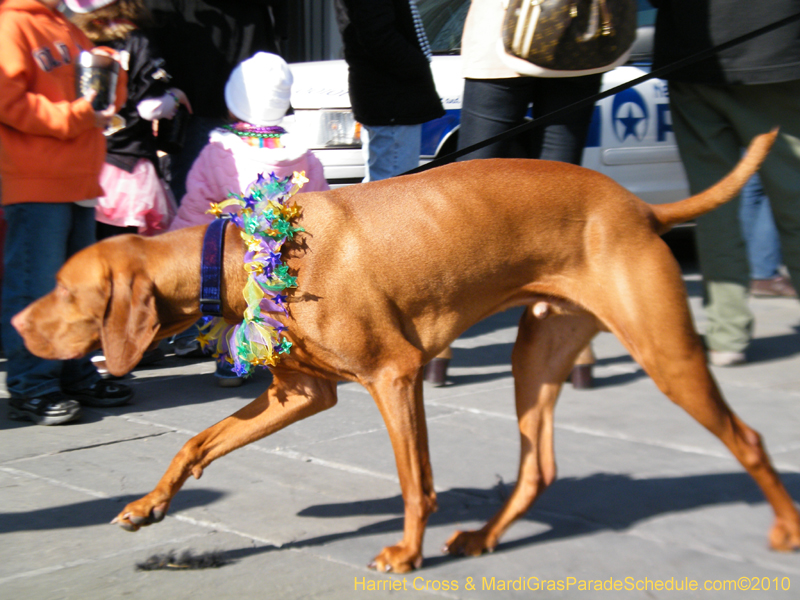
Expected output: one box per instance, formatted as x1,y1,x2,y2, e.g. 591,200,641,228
457,74,603,163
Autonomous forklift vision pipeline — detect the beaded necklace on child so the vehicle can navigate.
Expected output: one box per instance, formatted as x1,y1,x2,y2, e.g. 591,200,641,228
222,122,286,149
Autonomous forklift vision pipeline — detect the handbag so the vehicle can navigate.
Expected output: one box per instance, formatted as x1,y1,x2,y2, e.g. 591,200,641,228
500,0,637,77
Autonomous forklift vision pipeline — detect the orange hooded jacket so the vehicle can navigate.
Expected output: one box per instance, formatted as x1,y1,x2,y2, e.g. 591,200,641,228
0,0,127,205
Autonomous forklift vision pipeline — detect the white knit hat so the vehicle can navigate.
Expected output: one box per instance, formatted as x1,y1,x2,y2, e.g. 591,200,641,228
224,52,293,126
64,0,118,13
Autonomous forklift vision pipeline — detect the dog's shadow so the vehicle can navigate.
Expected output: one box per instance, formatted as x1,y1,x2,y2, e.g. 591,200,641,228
448,302,800,387
0,489,225,533
7,469,797,568
449,343,649,387
186,470,800,568
444,307,649,387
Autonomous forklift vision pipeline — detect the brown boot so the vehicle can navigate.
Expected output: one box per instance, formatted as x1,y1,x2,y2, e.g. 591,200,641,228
570,364,593,389
750,275,797,298
423,358,449,387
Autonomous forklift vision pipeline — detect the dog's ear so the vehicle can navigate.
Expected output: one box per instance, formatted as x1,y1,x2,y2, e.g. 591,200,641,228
100,271,161,376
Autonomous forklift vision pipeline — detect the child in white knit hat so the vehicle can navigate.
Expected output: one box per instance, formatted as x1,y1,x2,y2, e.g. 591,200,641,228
169,52,329,231
169,52,329,386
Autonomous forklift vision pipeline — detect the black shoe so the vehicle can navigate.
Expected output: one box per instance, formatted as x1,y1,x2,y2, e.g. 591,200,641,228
62,380,134,408
9,392,81,426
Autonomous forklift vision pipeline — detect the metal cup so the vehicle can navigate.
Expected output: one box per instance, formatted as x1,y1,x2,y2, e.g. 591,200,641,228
75,50,119,111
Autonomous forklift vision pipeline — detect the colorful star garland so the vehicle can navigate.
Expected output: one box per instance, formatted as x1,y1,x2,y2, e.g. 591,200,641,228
197,171,306,377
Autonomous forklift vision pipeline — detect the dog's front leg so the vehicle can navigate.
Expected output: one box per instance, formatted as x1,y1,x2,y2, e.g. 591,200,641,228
366,365,436,573
112,370,337,531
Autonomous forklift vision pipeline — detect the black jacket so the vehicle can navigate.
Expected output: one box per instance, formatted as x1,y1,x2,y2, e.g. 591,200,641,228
102,29,170,172
653,0,800,85
338,0,444,126
143,0,280,118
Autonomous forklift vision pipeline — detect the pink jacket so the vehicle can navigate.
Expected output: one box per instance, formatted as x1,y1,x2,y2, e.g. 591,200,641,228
169,128,329,230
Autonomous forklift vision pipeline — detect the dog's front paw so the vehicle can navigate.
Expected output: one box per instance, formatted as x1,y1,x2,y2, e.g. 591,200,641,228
769,517,800,552
112,494,170,532
368,543,423,573
442,529,496,557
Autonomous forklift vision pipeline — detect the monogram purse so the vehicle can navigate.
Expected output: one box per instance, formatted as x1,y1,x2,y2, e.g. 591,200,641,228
500,0,637,77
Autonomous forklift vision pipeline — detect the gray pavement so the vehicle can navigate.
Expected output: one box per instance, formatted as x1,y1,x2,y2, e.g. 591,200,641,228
2,242,800,599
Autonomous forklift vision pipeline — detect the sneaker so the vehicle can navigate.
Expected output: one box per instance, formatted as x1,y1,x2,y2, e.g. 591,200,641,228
750,275,797,298
708,350,747,367
9,392,81,426
214,359,244,388
62,380,134,408
174,337,205,358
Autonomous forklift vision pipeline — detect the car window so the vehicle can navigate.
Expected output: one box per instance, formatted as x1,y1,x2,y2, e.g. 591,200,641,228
417,0,470,54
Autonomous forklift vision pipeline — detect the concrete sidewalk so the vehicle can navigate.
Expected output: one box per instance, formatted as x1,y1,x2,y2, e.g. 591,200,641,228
1,260,800,599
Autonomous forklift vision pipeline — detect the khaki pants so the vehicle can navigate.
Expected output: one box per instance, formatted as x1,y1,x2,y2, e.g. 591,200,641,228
669,80,800,352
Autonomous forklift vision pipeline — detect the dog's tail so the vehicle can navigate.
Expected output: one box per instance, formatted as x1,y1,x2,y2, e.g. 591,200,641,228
649,129,778,235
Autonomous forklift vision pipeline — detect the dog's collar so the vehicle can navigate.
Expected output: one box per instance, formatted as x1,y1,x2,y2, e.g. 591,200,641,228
200,216,231,317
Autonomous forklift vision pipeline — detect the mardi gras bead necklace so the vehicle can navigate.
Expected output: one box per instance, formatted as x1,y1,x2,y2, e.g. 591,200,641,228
222,123,287,149
197,171,308,377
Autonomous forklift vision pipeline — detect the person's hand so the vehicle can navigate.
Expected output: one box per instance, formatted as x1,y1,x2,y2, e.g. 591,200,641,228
94,102,117,129
82,89,117,128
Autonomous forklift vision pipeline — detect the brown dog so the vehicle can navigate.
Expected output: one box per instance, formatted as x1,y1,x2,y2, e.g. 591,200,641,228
12,130,800,572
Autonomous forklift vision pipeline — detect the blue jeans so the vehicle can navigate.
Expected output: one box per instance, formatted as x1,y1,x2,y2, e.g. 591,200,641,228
1,203,100,398
739,173,782,280
362,124,422,182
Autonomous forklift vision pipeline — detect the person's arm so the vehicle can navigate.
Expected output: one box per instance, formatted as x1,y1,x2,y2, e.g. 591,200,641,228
0,26,95,139
302,151,331,193
176,143,236,226
137,88,190,120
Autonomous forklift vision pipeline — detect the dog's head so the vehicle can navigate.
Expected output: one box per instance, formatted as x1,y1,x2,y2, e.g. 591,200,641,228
12,237,161,376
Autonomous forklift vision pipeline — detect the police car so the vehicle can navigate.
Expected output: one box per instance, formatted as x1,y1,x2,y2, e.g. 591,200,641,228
287,0,688,205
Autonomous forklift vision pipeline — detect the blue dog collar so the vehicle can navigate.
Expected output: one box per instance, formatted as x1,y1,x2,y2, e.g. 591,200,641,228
199,216,230,317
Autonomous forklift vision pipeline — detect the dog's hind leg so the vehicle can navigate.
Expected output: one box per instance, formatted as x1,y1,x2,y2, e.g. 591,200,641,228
597,244,800,551
365,359,437,573
112,369,338,531
444,307,599,556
